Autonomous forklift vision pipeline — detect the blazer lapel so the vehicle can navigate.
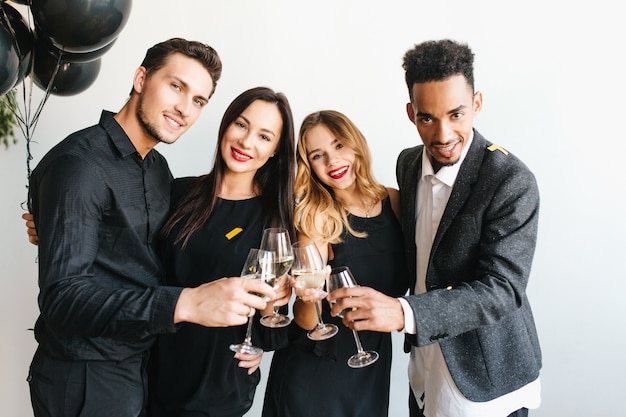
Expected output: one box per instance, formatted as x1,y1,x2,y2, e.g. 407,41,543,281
404,151,422,244
399,147,423,291
430,131,486,255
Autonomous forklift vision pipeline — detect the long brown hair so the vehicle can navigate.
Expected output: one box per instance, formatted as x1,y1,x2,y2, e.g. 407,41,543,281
162,87,296,247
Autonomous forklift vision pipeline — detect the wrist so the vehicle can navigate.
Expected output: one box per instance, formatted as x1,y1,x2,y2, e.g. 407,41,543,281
397,297,415,333
174,288,192,324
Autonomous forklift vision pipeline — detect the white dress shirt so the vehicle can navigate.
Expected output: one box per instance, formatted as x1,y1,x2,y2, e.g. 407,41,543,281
398,134,541,416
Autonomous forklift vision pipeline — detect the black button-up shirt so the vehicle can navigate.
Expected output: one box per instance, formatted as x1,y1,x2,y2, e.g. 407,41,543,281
29,111,182,361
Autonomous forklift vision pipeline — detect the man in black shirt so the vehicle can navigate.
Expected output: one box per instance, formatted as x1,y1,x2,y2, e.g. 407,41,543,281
26,38,276,417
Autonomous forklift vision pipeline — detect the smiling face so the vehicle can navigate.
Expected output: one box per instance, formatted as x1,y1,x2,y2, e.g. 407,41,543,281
135,52,214,147
406,74,482,172
220,99,283,176
304,123,357,192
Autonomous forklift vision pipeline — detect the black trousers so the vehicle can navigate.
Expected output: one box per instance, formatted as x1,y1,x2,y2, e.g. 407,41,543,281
28,347,148,417
409,387,529,417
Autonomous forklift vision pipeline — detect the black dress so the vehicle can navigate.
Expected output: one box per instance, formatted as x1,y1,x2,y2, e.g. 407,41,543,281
148,177,285,417
262,197,409,417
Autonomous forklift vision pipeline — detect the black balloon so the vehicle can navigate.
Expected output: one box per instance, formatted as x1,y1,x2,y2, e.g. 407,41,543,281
58,38,117,63
31,0,131,53
0,13,20,95
35,27,117,63
1,3,33,86
32,35,101,96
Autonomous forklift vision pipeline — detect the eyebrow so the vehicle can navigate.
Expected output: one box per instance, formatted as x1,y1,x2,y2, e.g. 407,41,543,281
416,104,467,119
239,115,276,138
306,147,320,157
306,137,338,157
171,75,209,103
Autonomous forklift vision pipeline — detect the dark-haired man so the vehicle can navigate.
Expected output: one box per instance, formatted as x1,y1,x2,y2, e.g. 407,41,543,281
26,38,275,416
329,39,542,416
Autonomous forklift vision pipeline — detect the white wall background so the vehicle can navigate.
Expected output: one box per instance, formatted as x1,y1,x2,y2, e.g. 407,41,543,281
2,1,625,416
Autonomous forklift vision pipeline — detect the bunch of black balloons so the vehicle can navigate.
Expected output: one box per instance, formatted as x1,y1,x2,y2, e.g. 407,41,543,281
1,0,132,97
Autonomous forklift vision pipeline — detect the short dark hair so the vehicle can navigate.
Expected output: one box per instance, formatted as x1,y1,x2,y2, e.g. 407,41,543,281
402,39,474,99
136,37,222,98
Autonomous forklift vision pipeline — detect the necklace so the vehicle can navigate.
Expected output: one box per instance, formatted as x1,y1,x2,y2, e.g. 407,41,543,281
349,201,374,218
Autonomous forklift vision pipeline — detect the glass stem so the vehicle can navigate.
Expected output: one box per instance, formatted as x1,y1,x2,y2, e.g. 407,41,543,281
314,299,325,328
243,316,254,345
352,330,365,354
272,273,283,316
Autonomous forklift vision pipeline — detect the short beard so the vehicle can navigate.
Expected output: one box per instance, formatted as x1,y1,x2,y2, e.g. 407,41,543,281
429,154,460,173
136,97,168,144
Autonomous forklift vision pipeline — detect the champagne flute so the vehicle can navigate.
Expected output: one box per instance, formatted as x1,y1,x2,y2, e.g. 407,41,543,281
259,228,294,328
328,266,379,368
229,248,275,355
291,242,338,341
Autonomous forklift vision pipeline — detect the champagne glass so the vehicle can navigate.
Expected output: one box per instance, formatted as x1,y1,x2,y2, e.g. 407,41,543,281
328,266,379,368
229,248,275,355
291,242,338,341
259,228,294,328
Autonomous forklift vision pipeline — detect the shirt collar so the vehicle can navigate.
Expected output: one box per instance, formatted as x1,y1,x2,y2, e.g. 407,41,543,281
99,110,154,161
420,130,474,187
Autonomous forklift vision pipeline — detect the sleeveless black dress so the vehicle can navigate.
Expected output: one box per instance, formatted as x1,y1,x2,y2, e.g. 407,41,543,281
148,177,286,417
262,196,409,417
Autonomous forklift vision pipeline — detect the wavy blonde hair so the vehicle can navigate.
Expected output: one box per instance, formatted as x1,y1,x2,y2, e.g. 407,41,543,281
294,110,387,244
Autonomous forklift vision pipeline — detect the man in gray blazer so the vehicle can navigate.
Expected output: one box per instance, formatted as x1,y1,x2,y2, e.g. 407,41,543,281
329,39,542,417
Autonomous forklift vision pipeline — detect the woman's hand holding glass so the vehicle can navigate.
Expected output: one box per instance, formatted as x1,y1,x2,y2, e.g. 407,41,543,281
289,265,330,302
233,350,264,375
265,273,292,312
291,242,338,341
259,228,294,328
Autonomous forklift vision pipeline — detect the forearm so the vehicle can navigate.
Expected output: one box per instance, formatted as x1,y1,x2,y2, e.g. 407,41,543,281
40,278,181,338
293,298,318,330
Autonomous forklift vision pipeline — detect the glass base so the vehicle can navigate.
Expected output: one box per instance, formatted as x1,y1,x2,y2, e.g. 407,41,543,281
307,323,339,341
229,342,263,355
260,313,291,328
347,351,379,368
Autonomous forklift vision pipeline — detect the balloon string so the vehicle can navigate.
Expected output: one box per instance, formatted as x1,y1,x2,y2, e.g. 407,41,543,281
6,92,26,127
4,52,61,209
29,56,59,133
18,57,59,210
0,3,34,207
6,3,62,207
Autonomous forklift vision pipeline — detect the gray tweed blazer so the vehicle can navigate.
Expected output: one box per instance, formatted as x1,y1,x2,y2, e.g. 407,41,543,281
396,129,542,402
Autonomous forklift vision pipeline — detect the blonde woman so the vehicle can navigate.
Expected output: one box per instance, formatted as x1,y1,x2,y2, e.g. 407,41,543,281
262,110,409,417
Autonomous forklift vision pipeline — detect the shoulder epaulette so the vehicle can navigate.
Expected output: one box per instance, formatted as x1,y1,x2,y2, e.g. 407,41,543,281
487,143,509,156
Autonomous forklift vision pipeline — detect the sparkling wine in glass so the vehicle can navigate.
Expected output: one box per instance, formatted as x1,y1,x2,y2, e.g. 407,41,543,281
328,266,379,368
259,228,294,328
292,242,338,341
229,249,275,355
